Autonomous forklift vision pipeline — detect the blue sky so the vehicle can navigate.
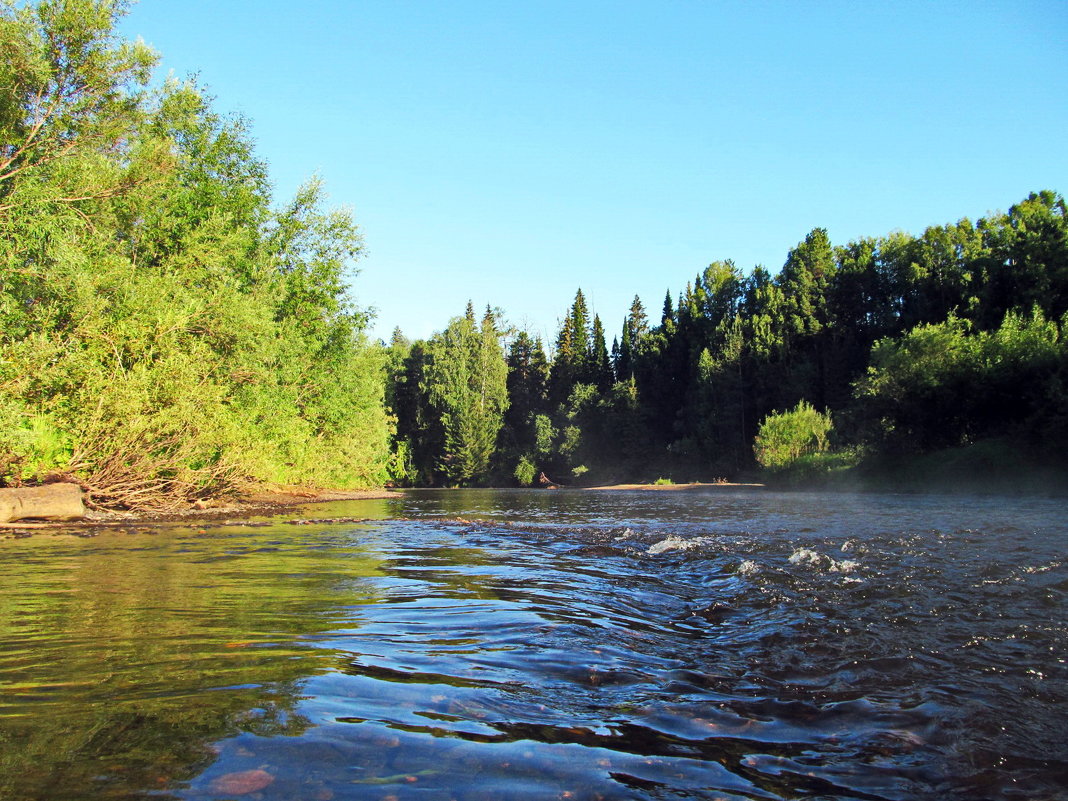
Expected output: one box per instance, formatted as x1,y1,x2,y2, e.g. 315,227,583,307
121,0,1067,344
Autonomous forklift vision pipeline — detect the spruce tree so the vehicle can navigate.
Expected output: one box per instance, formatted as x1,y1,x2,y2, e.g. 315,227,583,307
616,295,648,381
549,289,594,404
569,288,593,381
422,304,509,485
590,314,613,391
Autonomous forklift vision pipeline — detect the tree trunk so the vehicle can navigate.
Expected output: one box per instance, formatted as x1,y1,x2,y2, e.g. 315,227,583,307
0,484,85,523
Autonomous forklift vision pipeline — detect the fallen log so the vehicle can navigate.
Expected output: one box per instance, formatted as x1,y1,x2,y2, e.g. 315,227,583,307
538,471,566,489
0,483,85,523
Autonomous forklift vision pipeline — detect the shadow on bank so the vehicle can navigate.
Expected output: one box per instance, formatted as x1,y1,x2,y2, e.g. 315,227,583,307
762,437,1068,496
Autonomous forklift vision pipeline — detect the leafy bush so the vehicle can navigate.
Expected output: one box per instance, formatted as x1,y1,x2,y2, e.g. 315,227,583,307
753,401,833,471
513,456,536,487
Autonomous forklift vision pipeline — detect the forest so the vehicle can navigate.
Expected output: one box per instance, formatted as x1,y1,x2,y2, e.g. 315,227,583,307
2,1,1066,508
387,193,1068,490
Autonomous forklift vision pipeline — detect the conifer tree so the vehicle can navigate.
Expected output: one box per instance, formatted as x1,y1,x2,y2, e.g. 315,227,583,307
569,288,593,379
422,304,509,485
549,289,593,404
590,314,613,391
505,331,549,430
499,330,550,481
616,295,648,381
779,227,834,340
661,290,676,329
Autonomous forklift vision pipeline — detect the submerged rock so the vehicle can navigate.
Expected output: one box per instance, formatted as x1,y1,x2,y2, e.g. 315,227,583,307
208,769,274,795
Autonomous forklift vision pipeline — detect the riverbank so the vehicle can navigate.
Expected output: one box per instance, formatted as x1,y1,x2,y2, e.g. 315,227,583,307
0,485,399,536
113,486,399,523
585,481,765,490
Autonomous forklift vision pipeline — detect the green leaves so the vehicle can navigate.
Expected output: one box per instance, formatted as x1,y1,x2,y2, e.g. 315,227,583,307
0,0,157,215
856,310,1067,455
0,2,392,505
753,401,833,471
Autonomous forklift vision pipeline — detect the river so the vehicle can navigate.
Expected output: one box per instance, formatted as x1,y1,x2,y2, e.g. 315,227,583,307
0,488,1065,800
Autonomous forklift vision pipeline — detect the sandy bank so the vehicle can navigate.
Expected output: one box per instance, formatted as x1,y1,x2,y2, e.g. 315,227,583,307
584,482,764,490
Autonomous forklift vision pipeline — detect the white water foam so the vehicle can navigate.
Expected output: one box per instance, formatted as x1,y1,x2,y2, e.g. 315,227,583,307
789,547,860,574
646,535,716,555
737,559,760,576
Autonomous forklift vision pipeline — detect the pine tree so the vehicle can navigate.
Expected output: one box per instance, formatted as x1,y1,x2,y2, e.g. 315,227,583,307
661,290,676,330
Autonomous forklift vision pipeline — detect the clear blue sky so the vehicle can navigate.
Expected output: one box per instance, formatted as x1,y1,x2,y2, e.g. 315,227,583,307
121,0,1067,344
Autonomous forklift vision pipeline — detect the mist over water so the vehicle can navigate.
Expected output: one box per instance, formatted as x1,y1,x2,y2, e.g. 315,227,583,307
1,489,1065,800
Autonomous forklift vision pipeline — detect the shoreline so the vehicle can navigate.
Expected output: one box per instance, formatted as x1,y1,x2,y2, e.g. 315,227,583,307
117,487,400,524
0,486,400,536
5,473,1066,536
584,481,764,491
2,482,769,535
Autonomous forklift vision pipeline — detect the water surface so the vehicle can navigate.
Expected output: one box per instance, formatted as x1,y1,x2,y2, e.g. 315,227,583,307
1,488,1065,800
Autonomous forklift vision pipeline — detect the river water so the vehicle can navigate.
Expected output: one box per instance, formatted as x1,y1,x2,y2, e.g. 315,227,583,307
0,488,1065,800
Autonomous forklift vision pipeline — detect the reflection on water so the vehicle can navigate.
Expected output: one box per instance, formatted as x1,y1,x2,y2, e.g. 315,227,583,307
0,489,1065,800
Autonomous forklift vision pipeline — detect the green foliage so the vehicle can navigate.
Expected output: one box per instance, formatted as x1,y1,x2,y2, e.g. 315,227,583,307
589,314,613,390
559,425,582,463
0,410,71,483
856,309,1067,456
754,401,833,471
0,1,392,507
615,295,648,380
550,289,594,405
532,414,555,454
422,306,509,485
497,330,549,473
779,228,833,340
513,455,536,487
0,0,158,215
854,316,980,452
388,438,417,487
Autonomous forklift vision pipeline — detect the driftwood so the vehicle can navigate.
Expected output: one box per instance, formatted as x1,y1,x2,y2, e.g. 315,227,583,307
0,483,85,523
538,472,566,489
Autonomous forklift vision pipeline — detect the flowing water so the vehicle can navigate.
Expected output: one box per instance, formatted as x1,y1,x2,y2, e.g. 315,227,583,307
0,488,1065,800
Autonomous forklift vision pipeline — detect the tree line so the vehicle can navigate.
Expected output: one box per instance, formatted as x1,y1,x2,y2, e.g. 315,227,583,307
387,190,1068,487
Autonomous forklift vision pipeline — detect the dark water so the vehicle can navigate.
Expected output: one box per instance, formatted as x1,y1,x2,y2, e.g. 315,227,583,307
1,489,1066,800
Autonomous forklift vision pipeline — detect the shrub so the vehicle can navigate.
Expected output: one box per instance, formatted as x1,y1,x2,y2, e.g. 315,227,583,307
513,456,536,487
754,401,833,471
